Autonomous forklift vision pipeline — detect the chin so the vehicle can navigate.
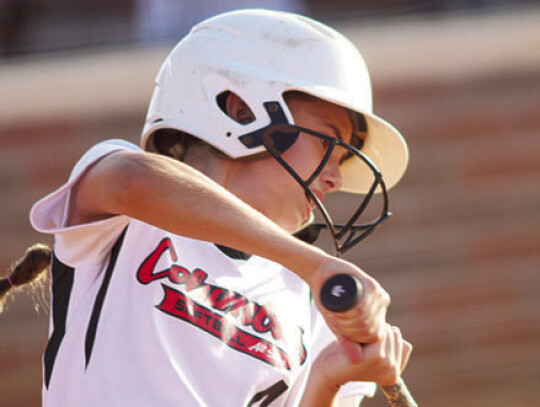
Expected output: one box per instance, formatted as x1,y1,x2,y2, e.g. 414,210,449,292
290,212,315,235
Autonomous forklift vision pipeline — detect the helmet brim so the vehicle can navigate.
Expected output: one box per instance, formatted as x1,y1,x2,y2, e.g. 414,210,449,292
340,113,409,194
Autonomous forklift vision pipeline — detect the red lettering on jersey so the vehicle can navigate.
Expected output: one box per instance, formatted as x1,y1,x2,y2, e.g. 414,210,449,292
251,307,279,338
186,268,208,291
159,285,224,337
158,285,298,369
137,238,305,368
236,302,258,325
169,265,189,284
209,287,248,312
137,240,208,290
137,238,177,284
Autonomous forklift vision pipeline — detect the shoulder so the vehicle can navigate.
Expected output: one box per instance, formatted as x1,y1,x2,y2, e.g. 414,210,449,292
70,139,143,181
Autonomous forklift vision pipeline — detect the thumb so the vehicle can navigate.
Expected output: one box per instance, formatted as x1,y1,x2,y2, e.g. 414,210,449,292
336,334,364,364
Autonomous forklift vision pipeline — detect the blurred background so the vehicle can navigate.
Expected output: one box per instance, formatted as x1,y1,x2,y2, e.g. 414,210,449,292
0,0,539,406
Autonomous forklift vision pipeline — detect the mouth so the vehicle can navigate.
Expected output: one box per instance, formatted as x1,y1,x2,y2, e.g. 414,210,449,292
305,189,324,212
305,193,316,211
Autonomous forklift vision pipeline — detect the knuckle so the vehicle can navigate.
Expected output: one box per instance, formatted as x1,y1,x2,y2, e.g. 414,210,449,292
383,290,391,306
404,339,413,350
375,326,386,341
362,326,380,342
404,341,413,357
363,276,376,291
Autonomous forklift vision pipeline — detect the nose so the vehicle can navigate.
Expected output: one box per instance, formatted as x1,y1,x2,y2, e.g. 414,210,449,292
319,160,343,193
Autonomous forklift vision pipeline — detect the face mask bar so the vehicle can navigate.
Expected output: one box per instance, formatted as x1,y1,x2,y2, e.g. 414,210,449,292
239,101,391,257
267,125,390,257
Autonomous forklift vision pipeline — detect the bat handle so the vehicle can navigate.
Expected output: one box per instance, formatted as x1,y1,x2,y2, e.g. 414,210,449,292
380,378,418,407
320,274,418,407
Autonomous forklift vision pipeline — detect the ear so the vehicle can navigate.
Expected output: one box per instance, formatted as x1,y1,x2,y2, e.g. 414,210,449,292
225,92,255,124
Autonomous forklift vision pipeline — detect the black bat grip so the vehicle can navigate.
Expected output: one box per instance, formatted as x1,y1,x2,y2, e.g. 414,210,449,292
320,274,418,407
320,273,363,312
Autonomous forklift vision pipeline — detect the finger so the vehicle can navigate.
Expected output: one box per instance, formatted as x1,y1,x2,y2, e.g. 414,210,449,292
336,333,364,364
329,317,377,340
385,325,396,368
373,327,397,387
401,339,413,372
376,325,399,386
330,309,385,343
391,326,402,374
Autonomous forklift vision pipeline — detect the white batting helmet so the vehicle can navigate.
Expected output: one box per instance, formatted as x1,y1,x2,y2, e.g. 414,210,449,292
141,8,408,194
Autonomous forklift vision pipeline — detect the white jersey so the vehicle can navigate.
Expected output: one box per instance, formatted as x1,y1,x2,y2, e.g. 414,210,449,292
30,140,376,407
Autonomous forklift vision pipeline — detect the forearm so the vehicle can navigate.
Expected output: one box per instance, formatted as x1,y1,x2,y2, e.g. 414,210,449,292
73,150,331,280
299,385,340,407
298,362,341,407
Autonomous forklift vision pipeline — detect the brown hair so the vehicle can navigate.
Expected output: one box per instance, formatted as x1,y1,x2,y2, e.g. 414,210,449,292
0,243,52,313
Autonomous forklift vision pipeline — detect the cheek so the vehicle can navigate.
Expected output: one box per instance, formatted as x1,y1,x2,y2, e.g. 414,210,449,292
249,160,300,201
281,138,324,180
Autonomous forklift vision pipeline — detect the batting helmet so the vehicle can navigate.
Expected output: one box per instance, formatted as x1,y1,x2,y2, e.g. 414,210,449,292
141,8,408,194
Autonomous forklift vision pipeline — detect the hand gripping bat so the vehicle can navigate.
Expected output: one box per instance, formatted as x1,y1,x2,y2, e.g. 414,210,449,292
320,274,418,407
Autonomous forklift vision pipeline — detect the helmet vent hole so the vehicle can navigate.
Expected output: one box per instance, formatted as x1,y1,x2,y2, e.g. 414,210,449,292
216,91,255,125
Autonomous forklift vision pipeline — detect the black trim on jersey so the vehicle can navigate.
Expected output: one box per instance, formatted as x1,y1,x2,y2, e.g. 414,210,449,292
85,228,127,368
247,380,289,407
43,253,74,388
215,244,251,260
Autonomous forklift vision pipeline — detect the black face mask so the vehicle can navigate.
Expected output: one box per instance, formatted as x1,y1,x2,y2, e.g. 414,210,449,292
239,101,390,258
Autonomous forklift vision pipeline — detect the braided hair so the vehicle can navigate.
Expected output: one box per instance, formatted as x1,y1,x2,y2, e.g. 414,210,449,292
0,244,52,313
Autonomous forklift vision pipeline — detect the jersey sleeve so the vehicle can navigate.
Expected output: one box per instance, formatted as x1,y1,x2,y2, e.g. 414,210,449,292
30,139,140,267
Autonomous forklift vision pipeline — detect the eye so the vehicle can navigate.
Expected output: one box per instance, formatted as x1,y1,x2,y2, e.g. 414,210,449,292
339,151,354,165
319,138,331,149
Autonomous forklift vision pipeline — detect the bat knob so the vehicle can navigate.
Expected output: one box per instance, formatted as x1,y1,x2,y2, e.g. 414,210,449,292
320,274,362,312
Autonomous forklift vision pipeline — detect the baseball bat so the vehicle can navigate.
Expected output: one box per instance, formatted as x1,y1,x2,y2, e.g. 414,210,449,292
320,274,418,407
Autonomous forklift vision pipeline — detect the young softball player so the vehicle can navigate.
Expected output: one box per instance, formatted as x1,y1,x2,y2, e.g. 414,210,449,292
1,9,412,406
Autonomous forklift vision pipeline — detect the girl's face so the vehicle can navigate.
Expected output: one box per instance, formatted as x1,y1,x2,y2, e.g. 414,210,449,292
226,96,353,233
